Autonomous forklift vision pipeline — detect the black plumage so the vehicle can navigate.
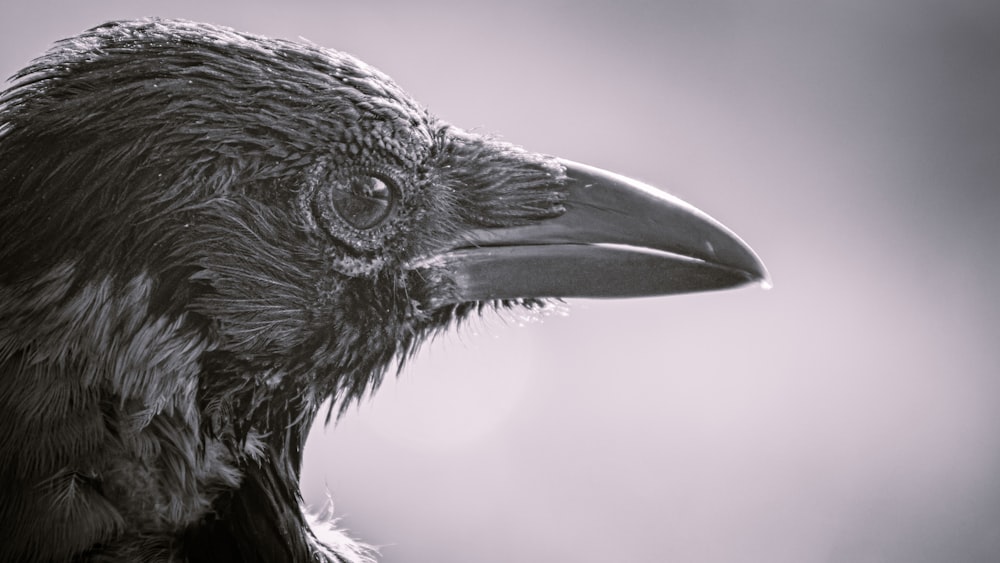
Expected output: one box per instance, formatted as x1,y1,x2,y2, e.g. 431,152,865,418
0,19,766,562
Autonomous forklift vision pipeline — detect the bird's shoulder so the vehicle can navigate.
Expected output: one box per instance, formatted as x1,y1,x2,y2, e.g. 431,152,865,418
0,265,247,560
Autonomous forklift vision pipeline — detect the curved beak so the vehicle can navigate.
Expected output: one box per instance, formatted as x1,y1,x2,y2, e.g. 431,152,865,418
423,159,769,304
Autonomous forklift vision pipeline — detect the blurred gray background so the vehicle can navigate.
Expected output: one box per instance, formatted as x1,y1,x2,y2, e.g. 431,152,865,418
3,1,998,561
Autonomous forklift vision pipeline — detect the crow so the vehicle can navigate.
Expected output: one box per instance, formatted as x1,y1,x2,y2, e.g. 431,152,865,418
0,18,767,563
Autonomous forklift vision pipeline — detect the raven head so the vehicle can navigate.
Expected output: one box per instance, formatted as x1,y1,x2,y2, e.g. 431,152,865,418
0,19,766,562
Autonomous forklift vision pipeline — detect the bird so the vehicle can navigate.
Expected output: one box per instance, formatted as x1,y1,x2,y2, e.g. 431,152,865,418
0,18,767,563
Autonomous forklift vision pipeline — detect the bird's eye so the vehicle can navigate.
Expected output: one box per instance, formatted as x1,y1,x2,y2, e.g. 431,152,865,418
330,175,396,230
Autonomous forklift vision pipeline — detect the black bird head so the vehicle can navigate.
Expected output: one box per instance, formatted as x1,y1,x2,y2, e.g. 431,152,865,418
0,19,767,562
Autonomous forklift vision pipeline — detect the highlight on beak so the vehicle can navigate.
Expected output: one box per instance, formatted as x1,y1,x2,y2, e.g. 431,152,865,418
423,159,769,304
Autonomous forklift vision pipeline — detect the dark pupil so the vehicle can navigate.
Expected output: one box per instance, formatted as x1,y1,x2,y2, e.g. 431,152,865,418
331,176,394,229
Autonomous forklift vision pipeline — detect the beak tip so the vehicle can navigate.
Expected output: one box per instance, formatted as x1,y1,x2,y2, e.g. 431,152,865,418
702,221,770,292
749,268,773,292
755,265,773,290
742,248,771,290
755,259,773,290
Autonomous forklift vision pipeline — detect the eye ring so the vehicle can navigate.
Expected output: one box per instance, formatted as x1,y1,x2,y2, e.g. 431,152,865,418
329,172,398,230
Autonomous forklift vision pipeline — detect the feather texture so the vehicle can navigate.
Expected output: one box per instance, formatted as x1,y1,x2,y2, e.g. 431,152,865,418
0,18,566,562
